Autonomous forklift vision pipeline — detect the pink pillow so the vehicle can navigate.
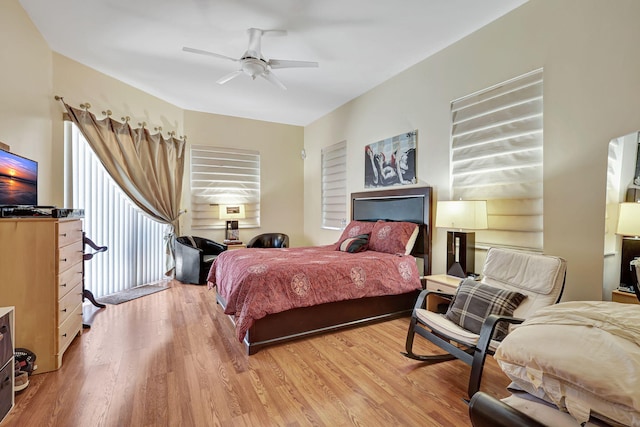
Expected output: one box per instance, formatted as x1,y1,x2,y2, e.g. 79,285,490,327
336,220,375,245
369,221,419,255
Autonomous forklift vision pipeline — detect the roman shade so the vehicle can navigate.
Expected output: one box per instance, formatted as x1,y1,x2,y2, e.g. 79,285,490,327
450,69,543,251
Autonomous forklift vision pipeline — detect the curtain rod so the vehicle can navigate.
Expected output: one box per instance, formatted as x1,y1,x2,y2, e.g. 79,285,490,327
54,95,187,141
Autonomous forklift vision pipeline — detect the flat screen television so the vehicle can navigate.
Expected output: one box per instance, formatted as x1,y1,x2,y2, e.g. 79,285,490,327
0,148,38,206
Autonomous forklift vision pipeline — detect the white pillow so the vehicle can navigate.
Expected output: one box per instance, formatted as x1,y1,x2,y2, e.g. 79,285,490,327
404,225,420,255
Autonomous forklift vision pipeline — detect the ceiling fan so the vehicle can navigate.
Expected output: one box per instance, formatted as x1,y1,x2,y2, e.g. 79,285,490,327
182,28,318,90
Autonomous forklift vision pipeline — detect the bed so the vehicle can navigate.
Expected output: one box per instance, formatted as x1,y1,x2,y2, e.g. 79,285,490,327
207,186,433,355
470,301,640,427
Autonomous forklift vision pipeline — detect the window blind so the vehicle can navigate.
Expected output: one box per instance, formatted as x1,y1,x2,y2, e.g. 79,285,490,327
450,69,543,250
66,122,166,297
191,145,260,229
321,140,347,230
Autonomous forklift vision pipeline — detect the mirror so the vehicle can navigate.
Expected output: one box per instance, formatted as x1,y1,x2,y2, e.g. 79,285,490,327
603,131,640,299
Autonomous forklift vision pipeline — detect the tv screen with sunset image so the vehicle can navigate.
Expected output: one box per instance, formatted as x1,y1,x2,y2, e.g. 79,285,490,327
0,149,38,206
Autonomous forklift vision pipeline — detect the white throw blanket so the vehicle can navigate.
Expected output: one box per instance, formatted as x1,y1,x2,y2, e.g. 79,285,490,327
523,300,640,346
495,301,640,426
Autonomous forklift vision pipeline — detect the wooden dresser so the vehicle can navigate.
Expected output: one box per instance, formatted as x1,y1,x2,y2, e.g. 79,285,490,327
0,218,84,373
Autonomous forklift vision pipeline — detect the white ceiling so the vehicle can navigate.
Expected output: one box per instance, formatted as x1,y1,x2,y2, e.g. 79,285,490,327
19,0,527,126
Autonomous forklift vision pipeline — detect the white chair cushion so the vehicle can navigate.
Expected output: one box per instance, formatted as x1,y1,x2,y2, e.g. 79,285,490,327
416,309,479,343
481,248,566,318
415,308,501,350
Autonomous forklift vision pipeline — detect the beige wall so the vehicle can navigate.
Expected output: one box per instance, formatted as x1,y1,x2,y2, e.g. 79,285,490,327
53,57,305,244
0,0,54,204
2,0,305,247
183,111,305,245
304,0,640,301
5,0,640,299
52,53,185,206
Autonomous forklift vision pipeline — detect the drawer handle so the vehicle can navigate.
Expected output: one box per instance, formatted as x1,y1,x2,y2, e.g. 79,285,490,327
61,283,67,288
60,258,67,262
62,333,67,338
61,308,67,313
61,233,67,237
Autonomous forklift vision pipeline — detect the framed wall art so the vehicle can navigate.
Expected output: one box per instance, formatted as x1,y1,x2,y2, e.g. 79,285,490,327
365,130,417,188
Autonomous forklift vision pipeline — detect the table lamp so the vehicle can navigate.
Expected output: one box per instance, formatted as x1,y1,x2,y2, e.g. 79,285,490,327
219,204,245,241
436,200,488,278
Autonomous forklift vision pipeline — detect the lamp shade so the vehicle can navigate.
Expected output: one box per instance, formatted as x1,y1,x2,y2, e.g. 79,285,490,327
435,200,488,230
219,204,246,220
616,202,640,237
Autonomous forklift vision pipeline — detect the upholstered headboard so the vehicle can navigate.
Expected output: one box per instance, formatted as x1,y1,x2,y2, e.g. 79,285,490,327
351,187,433,275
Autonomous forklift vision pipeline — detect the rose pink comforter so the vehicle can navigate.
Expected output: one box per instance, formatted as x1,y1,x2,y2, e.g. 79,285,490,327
207,246,422,342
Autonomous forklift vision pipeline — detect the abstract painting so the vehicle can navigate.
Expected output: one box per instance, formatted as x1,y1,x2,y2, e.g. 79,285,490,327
365,131,416,188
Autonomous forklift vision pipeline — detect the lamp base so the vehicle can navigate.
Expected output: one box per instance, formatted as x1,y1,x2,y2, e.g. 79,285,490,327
446,231,475,278
225,220,239,241
447,262,466,278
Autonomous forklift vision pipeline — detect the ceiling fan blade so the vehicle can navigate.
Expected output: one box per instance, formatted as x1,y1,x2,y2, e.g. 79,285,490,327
268,59,319,69
182,46,238,63
216,70,243,85
260,70,287,90
262,29,287,37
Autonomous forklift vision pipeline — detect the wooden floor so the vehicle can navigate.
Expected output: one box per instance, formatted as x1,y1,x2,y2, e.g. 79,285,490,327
4,281,510,426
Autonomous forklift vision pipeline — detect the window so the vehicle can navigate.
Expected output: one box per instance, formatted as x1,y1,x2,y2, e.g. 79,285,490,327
65,122,166,297
450,69,543,250
321,140,347,230
190,145,260,229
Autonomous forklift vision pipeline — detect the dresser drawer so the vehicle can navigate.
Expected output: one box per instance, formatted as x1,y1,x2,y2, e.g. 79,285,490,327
58,263,82,299
58,303,82,356
58,283,83,326
58,220,83,248
58,240,83,275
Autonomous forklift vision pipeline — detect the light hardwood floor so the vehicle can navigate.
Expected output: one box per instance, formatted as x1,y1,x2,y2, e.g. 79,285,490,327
4,281,510,426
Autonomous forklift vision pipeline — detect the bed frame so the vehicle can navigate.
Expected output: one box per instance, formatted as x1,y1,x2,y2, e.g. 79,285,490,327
216,186,433,355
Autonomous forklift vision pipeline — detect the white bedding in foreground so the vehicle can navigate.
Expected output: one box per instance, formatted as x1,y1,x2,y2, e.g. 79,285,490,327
494,301,640,426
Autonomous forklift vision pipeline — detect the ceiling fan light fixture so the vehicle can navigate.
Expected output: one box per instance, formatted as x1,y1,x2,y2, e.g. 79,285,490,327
242,58,267,78
183,27,318,90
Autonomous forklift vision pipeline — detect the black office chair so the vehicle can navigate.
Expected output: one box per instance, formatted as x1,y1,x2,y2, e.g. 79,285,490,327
175,236,227,285
246,233,289,248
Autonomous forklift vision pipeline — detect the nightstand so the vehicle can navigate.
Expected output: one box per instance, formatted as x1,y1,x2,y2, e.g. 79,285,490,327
423,274,463,312
612,289,639,305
